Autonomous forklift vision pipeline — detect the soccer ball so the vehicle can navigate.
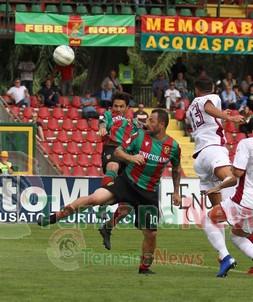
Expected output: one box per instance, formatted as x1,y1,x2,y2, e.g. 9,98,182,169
53,45,75,67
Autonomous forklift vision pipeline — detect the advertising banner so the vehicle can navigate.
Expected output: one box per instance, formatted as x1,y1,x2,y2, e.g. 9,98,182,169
141,15,253,54
15,13,135,47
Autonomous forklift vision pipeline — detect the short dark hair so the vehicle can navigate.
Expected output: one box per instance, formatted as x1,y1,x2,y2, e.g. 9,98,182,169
195,77,213,94
152,108,169,128
112,92,130,106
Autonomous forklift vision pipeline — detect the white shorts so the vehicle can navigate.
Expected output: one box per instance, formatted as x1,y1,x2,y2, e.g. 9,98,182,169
194,146,231,191
221,198,253,234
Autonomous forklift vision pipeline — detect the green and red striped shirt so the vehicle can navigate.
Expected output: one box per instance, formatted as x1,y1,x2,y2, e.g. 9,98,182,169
123,129,181,192
103,111,139,146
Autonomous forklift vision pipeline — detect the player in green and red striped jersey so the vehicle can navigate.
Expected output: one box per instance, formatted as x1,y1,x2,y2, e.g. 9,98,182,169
38,109,182,274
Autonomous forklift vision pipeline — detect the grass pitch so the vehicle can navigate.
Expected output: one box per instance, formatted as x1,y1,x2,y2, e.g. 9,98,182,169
0,223,252,302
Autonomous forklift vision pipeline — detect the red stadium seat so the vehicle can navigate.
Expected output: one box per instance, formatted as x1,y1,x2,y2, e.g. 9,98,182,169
87,166,103,177
52,141,66,155
57,130,69,143
66,141,80,155
62,153,77,167
89,119,99,131
38,107,50,120
67,107,80,120
30,96,40,108
44,129,56,141
40,142,52,154
174,109,186,121
52,107,65,120
49,154,63,167
47,118,61,131
11,106,20,117
92,154,102,167
81,142,95,155
95,142,103,154
182,98,190,110
23,107,33,119
72,166,87,176
97,107,106,116
76,119,89,131
61,165,72,176
59,96,70,108
77,154,91,167
62,118,75,131
86,130,102,143
72,96,81,108
71,130,84,143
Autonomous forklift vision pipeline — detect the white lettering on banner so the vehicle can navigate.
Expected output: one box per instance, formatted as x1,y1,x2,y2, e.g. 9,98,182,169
0,178,17,212
51,178,88,211
20,187,47,212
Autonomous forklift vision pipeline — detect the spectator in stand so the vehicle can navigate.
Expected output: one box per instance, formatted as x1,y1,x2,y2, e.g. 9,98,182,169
38,79,59,107
55,64,74,96
233,85,248,112
6,78,30,107
134,103,149,126
221,85,237,109
100,81,113,110
31,112,45,141
152,72,169,108
18,58,36,95
164,81,181,111
81,91,99,119
240,74,253,95
0,151,13,175
171,57,187,81
222,71,237,89
239,101,253,136
247,84,253,103
101,70,123,93
175,72,188,98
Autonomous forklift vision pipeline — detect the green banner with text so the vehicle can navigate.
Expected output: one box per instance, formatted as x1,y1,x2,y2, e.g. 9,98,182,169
141,15,253,54
15,13,135,47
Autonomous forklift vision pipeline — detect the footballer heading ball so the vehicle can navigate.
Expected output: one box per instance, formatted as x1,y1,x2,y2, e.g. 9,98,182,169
53,45,75,67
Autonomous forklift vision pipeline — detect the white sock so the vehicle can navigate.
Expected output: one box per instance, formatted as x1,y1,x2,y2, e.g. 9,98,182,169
231,234,253,259
203,215,229,260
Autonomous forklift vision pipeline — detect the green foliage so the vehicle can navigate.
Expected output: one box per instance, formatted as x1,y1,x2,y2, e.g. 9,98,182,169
127,46,179,84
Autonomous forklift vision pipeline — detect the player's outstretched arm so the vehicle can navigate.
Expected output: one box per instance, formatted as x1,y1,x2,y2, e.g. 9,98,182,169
171,164,182,206
204,101,244,123
114,147,145,165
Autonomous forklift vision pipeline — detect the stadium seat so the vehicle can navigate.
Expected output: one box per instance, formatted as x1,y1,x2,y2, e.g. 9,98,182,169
71,130,84,143
166,8,177,16
52,141,65,155
182,98,190,110
23,107,33,119
89,119,99,131
45,5,58,13
57,130,69,143
61,165,72,176
30,96,39,107
40,142,52,154
44,130,56,141
11,106,20,117
87,166,103,177
67,107,80,120
62,118,75,131
92,154,102,167
195,9,207,17
81,141,95,155
52,108,64,120
61,5,73,14
179,9,192,17
95,142,103,154
15,4,27,12
72,96,81,108
48,118,61,131
59,96,70,108
76,119,89,131
38,107,50,120
66,141,81,155
77,154,91,167
72,166,87,176
121,6,132,14
62,153,77,167
49,154,62,167
136,7,147,16
86,130,102,143
91,6,103,14
97,107,106,116
105,6,118,14
31,4,41,13
76,5,88,15
150,8,163,15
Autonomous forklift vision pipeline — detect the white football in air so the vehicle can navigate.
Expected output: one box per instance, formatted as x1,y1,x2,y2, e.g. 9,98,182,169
53,45,75,66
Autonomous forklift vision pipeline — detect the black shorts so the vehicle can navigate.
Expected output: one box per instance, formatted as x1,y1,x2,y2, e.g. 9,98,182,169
102,145,126,174
104,173,159,230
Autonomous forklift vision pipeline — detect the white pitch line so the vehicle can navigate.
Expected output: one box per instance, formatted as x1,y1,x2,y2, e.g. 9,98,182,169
121,256,248,275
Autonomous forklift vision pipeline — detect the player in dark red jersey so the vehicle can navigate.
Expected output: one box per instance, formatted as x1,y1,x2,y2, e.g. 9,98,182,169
38,109,182,274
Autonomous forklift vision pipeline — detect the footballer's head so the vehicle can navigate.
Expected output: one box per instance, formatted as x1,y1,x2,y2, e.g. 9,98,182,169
194,77,214,97
147,109,169,136
111,92,130,115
